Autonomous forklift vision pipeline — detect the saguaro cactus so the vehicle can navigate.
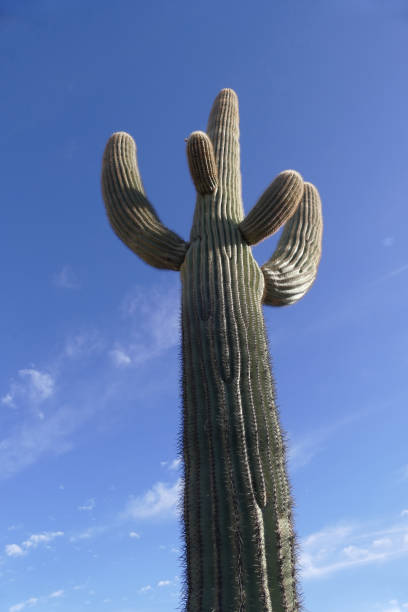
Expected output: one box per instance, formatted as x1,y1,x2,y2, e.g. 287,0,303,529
102,88,322,612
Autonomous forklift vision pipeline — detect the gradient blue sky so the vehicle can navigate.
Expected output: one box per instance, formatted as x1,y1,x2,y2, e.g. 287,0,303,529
1,1,408,611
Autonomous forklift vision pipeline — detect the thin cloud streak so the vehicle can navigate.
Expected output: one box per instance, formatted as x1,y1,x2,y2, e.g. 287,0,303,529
288,412,362,470
122,479,182,521
1,369,54,408
5,531,64,558
0,283,180,480
53,265,80,289
300,516,408,579
116,285,180,365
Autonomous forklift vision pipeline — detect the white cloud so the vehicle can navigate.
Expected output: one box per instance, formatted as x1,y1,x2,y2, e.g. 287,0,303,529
122,479,182,520
53,265,80,289
70,525,107,542
9,598,38,612
78,498,95,511
0,398,95,480
6,531,63,558
288,413,359,470
5,544,25,557
129,531,140,539
157,580,171,587
0,283,180,481
398,465,408,482
117,285,180,365
343,545,369,559
64,331,104,358
162,458,182,471
20,369,54,402
300,520,408,579
381,600,408,612
372,538,392,548
1,392,14,406
1,369,54,408
8,589,65,612
110,348,132,367
23,531,64,551
382,236,395,247
375,263,408,285
169,458,182,470
139,585,152,593
402,510,408,517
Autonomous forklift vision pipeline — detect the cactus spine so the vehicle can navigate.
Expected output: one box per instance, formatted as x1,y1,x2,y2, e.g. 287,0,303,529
102,88,322,612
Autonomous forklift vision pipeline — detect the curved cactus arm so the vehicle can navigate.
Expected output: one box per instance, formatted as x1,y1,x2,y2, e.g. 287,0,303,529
186,131,218,195
261,182,323,306
239,170,304,245
101,131,188,270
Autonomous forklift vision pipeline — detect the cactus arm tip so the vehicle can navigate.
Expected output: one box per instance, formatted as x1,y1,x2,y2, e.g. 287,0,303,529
186,131,218,195
101,131,188,271
239,170,304,245
261,181,323,306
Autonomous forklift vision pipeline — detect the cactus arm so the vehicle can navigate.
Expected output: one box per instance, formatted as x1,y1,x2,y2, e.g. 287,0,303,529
101,131,188,270
239,170,304,245
262,182,323,306
186,131,218,195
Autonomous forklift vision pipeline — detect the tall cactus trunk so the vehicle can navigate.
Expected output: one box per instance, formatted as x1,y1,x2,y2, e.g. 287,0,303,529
101,87,322,612
181,212,297,612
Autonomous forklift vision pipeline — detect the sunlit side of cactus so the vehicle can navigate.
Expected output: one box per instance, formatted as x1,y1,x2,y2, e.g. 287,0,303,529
101,88,322,612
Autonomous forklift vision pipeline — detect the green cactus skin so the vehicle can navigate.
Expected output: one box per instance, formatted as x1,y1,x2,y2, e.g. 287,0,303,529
102,88,322,612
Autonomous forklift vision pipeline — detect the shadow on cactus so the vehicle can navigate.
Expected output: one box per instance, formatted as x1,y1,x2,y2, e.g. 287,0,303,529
101,88,322,612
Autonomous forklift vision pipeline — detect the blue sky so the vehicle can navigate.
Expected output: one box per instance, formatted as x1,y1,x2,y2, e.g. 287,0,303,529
1,0,407,610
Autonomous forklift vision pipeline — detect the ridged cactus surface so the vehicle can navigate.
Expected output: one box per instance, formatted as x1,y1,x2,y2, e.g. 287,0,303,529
102,88,322,612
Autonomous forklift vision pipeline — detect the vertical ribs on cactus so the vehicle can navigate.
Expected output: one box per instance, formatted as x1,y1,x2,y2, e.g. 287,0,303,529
101,88,323,612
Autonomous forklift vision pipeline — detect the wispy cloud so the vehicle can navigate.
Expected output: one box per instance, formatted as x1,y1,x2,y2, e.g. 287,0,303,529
397,465,408,482
169,458,182,470
115,285,180,365
0,404,86,479
5,531,63,558
0,283,180,480
53,265,80,289
110,348,132,367
161,457,182,471
77,498,95,512
139,585,152,594
157,580,171,587
1,369,54,409
371,263,408,286
5,544,25,557
382,236,395,247
9,598,38,612
69,525,107,542
300,517,408,579
9,589,65,612
288,412,361,470
122,479,182,520
64,331,104,359
380,600,408,612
